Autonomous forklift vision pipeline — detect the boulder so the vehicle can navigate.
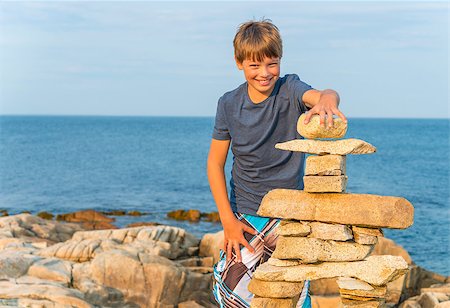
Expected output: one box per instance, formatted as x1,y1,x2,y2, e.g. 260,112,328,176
417,292,440,308
0,250,41,279
254,255,409,286
127,210,144,216
0,214,85,243
201,211,221,223
0,280,92,308
78,249,211,308
297,114,348,139
273,237,373,262
37,211,54,220
27,258,73,286
305,154,346,176
258,189,414,229
56,209,114,223
199,230,223,264
167,209,201,222
275,138,376,155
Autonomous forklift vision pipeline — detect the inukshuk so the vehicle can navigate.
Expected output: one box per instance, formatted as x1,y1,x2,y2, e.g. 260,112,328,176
248,114,414,308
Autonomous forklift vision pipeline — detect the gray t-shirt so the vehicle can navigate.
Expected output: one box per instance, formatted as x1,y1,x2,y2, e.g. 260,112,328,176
212,74,313,216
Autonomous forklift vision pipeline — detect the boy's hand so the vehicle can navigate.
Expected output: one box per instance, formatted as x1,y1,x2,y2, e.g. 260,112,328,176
222,216,257,263
303,89,347,128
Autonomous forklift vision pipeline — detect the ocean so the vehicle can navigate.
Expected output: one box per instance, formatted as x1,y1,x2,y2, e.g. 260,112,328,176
0,116,448,275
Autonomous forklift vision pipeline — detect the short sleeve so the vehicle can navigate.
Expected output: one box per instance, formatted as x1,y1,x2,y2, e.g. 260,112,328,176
212,97,231,140
288,74,314,113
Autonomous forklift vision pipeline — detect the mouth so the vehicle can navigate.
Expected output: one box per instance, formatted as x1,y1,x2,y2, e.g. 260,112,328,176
256,78,272,86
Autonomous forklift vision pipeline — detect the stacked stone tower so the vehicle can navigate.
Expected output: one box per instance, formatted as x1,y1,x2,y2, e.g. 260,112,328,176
248,114,414,308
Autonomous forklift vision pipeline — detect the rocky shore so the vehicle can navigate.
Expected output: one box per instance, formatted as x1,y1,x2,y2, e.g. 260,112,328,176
0,211,448,307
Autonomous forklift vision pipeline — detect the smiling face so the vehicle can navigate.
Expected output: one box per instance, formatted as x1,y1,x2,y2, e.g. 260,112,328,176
236,56,281,104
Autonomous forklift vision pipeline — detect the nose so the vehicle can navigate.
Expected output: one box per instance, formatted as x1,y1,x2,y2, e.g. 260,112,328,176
260,66,270,78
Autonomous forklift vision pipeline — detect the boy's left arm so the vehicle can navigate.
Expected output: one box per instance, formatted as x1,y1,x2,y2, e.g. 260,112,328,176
302,89,347,127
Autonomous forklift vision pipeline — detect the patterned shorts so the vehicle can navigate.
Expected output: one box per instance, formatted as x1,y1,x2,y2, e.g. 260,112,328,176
212,213,311,308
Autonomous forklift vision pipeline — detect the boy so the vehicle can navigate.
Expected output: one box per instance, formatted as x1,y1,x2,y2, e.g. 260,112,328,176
207,19,347,308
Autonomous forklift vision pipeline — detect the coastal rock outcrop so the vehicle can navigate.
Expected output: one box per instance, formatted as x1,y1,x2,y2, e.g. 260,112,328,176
0,214,216,308
0,213,447,307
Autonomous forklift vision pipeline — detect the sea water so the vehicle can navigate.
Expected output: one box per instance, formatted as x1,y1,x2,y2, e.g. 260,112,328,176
0,116,448,275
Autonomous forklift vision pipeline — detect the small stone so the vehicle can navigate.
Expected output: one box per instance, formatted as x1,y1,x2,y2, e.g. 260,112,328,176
297,114,348,139
305,154,346,176
341,298,385,307
275,138,376,155
276,220,311,237
353,232,378,245
309,222,353,241
250,296,299,308
304,175,348,193
339,282,387,299
248,278,304,298
352,226,383,237
258,189,414,229
337,277,374,291
273,237,373,262
267,258,302,267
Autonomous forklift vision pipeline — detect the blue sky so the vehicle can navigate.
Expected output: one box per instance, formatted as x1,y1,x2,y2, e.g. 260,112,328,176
0,1,448,118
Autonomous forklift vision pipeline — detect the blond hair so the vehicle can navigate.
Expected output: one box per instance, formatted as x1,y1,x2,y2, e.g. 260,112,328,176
233,19,283,63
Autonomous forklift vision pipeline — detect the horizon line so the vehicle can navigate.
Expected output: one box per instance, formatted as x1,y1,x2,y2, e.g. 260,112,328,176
0,114,449,120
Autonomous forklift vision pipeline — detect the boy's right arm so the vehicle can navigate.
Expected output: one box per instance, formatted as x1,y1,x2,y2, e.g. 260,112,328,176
207,139,257,262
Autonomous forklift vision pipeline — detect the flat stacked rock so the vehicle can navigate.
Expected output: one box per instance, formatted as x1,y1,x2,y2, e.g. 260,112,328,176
249,114,414,308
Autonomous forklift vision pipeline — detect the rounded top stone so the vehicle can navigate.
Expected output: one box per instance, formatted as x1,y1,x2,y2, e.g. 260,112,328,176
297,114,348,139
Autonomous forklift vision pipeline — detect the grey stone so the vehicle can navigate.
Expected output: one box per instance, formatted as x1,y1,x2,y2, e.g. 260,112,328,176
275,138,376,155
297,114,347,139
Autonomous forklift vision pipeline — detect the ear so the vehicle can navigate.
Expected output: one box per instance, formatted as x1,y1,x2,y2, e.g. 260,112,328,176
235,56,243,70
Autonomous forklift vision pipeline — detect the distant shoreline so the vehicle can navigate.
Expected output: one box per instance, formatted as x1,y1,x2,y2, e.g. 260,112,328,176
1,114,449,120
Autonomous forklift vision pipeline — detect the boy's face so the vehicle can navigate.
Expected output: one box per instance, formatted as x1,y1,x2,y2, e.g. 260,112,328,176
236,56,280,103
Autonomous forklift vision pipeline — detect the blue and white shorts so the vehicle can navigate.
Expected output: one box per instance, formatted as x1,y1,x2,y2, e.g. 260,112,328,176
212,213,311,308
